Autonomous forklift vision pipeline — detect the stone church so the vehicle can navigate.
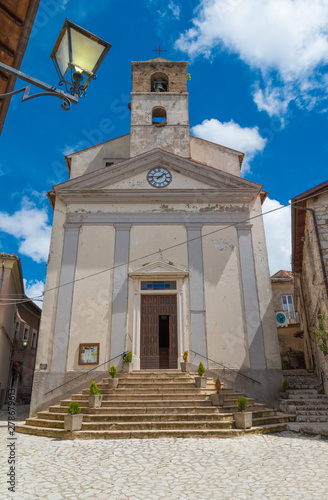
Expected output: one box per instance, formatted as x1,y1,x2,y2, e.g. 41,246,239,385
31,57,282,414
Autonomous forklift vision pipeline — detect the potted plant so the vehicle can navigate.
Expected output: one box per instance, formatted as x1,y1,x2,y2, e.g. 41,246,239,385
234,396,252,429
195,362,207,388
64,402,83,431
180,351,192,373
88,381,102,408
280,379,289,399
123,351,133,373
108,365,119,388
210,378,225,406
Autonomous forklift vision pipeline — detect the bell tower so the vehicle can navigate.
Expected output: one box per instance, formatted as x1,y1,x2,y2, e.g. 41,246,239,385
130,57,190,158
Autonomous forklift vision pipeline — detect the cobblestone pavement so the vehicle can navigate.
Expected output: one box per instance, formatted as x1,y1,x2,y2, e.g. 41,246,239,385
1,424,328,500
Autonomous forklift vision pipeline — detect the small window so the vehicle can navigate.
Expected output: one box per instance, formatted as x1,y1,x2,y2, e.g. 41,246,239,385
281,295,295,319
23,327,29,342
141,281,176,290
32,331,38,349
152,107,167,125
14,321,20,341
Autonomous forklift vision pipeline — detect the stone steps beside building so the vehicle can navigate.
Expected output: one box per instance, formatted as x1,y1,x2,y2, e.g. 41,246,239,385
16,371,292,439
280,370,328,428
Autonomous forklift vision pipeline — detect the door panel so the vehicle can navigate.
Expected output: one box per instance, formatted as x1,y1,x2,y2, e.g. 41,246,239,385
140,295,177,369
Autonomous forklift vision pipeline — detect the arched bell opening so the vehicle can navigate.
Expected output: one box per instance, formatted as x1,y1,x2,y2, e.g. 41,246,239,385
151,72,169,92
152,106,167,125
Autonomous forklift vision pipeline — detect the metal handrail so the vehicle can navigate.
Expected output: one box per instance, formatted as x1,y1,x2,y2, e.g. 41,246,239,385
44,352,125,395
190,350,261,385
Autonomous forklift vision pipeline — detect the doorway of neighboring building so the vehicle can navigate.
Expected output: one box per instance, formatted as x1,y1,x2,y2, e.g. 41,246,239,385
140,295,177,369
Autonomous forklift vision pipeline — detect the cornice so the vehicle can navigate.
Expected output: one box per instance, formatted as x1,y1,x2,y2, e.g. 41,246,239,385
56,188,259,205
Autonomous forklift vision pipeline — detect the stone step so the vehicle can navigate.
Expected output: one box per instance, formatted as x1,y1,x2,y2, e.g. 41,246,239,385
285,389,321,395
79,388,227,396
15,423,288,439
60,399,215,408
49,405,224,415
296,415,328,423
74,391,247,401
296,410,328,416
287,394,327,400
41,408,277,421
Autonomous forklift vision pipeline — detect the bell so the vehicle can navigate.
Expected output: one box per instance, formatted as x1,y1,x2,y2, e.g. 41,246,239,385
155,83,165,92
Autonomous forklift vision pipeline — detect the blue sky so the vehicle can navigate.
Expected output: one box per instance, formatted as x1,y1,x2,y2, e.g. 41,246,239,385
1,0,328,305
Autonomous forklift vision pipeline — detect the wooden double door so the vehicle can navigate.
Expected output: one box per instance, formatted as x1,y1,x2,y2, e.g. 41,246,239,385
140,295,178,370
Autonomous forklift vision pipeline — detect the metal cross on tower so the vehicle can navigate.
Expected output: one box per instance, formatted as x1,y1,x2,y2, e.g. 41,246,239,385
152,45,167,58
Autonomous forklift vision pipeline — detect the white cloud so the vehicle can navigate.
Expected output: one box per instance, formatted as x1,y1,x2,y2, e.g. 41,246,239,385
176,0,328,115
0,198,51,263
168,1,181,19
191,118,267,174
262,197,291,275
24,279,45,308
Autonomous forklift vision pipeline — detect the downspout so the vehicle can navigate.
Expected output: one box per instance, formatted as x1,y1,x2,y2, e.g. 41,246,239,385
0,260,4,294
298,273,316,370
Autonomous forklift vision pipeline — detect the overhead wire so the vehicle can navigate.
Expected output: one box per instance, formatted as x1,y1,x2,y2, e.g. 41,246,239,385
1,186,327,307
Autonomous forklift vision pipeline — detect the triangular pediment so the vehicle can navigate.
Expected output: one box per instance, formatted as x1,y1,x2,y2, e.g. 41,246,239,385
129,261,188,277
54,149,261,193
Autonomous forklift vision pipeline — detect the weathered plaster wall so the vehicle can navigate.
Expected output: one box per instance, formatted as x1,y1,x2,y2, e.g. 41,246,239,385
107,169,215,190
297,195,328,391
130,93,190,158
68,135,130,179
66,225,115,371
250,196,282,370
34,197,66,370
202,225,249,368
131,60,188,93
190,136,241,177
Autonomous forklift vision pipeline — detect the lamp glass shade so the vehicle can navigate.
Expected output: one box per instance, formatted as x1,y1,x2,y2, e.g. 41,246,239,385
69,27,106,75
55,30,70,78
51,19,111,90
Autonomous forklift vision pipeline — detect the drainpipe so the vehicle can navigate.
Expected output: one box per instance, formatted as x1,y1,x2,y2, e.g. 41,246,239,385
0,260,4,294
298,273,316,370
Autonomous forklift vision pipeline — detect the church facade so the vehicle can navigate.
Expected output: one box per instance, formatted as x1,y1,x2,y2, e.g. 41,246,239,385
31,58,282,414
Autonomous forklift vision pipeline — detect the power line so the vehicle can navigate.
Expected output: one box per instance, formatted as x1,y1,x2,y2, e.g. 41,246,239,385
1,186,327,307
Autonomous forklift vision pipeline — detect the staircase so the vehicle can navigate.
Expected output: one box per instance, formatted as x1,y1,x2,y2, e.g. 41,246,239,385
16,371,292,439
280,370,328,425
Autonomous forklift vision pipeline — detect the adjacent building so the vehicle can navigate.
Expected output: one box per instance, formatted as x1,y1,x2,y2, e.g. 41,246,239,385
292,180,328,393
31,57,282,415
270,270,304,370
0,253,41,407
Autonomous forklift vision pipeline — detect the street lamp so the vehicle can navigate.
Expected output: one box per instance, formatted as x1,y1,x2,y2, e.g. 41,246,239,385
0,18,111,110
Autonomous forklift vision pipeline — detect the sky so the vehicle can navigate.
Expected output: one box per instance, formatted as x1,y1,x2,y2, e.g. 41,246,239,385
1,0,328,306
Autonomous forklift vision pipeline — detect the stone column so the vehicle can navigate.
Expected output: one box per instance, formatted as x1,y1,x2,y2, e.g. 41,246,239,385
110,224,131,359
186,224,207,363
51,226,80,373
237,224,266,370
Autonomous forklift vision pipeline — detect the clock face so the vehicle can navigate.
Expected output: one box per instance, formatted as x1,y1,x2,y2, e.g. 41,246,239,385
147,167,172,188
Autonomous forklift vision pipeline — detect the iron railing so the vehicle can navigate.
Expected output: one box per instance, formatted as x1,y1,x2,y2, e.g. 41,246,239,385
190,350,261,385
44,352,125,395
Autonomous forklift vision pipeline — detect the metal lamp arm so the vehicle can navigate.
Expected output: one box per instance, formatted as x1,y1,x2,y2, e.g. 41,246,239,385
0,61,78,109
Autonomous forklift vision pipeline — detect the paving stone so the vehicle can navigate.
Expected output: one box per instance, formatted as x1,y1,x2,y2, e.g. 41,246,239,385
1,427,328,499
